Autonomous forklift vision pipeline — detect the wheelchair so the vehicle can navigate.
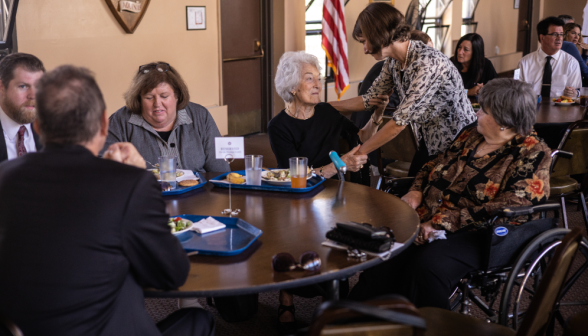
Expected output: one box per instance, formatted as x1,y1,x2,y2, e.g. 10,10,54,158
382,177,588,333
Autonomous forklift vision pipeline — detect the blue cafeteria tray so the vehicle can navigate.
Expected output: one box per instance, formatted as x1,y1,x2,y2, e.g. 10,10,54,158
162,172,207,195
209,170,326,193
173,215,262,256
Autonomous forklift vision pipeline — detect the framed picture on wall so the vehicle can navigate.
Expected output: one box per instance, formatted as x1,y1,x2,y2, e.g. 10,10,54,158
369,0,395,5
186,6,206,30
514,0,520,9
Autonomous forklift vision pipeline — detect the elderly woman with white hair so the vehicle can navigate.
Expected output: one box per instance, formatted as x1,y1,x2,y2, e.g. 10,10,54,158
269,51,388,334
268,51,389,179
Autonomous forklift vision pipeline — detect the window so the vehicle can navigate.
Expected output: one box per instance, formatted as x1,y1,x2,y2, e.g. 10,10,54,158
305,0,327,76
422,0,451,50
461,0,479,36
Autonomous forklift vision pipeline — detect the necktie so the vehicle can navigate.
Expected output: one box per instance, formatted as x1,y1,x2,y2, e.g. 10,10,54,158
17,126,27,157
541,56,552,98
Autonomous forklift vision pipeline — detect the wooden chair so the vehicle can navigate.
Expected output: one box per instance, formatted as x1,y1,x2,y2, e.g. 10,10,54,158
549,120,588,231
0,317,23,336
376,117,418,189
308,228,584,336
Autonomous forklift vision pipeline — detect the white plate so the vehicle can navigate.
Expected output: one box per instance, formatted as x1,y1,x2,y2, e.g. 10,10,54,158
553,102,575,106
170,217,194,235
261,169,312,186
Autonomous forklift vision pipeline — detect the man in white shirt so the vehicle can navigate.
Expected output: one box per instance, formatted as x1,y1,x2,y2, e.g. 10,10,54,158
518,17,581,98
0,53,45,162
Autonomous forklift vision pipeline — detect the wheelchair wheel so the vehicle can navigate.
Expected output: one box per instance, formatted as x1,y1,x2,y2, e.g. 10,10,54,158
498,228,588,330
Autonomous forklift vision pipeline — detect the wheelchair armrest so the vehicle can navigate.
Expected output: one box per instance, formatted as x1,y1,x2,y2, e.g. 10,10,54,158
382,177,416,196
496,203,561,218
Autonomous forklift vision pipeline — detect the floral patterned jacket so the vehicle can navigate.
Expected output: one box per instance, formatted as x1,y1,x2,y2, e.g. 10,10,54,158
361,41,476,156
409,127,551,232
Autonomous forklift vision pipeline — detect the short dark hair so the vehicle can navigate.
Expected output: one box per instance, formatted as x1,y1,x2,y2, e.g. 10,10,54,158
352,3,411,54
478,79,536,136
558,14,574,24
410,30,431,45
36,65,106,145
451,33,485,84
124,62,190,114
537,17,565,41
0,53,45,88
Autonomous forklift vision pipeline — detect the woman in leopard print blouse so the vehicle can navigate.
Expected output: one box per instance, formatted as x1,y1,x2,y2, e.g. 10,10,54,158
330,3,476,176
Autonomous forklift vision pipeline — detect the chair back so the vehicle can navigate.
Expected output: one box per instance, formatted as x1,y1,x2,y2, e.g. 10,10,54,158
516,227,583,336
377,118,418,176
551,120,588,177
308,296,426,336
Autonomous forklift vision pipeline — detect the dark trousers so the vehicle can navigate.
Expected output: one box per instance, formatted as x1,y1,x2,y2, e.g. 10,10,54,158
157,308,215,336
348,229,486,309
408,137,438,177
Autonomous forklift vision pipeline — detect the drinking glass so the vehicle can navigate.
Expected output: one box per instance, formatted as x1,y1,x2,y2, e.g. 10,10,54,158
289,157,308,188
158,155,177,189
580,87,588,107
244,155,263,185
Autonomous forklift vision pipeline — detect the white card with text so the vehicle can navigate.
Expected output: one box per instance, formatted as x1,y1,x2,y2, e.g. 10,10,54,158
215,137,245,159
513,68,520,80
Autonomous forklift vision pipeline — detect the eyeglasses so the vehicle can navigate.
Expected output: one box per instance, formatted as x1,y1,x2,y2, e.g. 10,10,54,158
138,62,170,74
271,251,321,272
544,33,565,38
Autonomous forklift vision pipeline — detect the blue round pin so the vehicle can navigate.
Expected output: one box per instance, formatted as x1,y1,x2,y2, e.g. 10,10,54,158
494,226,508,237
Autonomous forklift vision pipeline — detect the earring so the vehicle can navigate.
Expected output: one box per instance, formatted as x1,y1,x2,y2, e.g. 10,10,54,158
500,127,505,131
291,92,296,96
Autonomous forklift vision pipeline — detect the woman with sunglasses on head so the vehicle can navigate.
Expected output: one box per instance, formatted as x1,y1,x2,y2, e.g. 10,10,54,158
101,62,229,172
451,33,497,97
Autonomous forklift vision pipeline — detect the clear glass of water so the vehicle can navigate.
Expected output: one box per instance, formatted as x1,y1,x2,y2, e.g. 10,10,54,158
245,155,263,185
158,155,177,189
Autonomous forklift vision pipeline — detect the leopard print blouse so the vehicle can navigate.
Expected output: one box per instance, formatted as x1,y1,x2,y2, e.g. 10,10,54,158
362,41,477,156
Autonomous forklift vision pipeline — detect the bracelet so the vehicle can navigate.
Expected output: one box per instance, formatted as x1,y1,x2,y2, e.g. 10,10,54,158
318,166,324,177
371,114,383,126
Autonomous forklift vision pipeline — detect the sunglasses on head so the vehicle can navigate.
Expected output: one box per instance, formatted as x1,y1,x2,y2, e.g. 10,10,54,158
138,62,170,74
271,251,321,272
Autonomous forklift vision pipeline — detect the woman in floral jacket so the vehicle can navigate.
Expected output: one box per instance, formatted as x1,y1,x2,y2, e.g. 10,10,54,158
349,79,552,309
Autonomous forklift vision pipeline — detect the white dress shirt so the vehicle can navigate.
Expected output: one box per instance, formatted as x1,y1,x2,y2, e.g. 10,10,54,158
0,107,36,160
518,48,582,97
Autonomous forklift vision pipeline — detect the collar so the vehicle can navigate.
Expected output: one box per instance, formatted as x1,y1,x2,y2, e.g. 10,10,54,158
0,106,31,140
128,108,193,135
538,47,561,61
462,128,539,155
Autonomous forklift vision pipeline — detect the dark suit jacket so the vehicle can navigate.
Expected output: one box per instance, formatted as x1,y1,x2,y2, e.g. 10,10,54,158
0,144,190,336
0,119,43,162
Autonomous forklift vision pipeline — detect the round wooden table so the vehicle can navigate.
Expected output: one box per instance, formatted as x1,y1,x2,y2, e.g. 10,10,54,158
535,101,586,149
144,173,419,299
535,100,586,124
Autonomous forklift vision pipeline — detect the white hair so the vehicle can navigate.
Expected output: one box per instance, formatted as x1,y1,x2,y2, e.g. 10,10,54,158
274,51,322,103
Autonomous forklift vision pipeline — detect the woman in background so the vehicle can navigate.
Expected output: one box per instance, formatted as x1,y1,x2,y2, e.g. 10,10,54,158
451,33,498,97
564,23,588,64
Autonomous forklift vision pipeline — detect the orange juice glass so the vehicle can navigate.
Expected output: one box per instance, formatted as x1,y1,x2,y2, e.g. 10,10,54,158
289,157,308,189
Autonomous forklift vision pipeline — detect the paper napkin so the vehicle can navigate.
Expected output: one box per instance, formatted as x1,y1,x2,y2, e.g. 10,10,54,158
191,216,226,234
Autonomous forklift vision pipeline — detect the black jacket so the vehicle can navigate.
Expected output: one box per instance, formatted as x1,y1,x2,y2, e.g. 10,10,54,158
0,144,189,336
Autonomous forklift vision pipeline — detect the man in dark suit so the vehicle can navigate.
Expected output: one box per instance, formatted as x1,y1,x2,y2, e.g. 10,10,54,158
0,65,214,336
0,53,44,162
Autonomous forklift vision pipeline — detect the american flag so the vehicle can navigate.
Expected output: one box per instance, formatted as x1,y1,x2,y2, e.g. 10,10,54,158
322,0,349,100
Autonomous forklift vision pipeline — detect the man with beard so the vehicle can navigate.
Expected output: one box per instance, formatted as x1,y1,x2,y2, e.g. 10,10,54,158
0,53,44,162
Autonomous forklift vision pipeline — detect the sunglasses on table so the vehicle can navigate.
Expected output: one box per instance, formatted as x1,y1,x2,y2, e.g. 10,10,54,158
138,62,170,74
271,251,321,272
